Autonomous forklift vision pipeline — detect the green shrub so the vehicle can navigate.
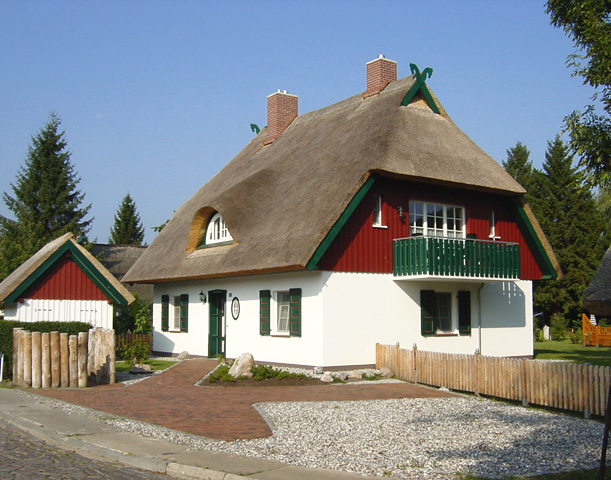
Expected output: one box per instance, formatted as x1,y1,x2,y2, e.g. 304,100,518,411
251,364,280,381
550,313,569,341
0,320,92,380
118,338,149,365
207,365,233,383
569,328,583,344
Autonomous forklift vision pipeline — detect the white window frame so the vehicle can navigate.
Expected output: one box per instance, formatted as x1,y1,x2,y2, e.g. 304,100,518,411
171,295,181,331
205,212,233,245
489,210,501,240
372,195,386,228
275,291,290,334
433,291,455,334
409,201,465,238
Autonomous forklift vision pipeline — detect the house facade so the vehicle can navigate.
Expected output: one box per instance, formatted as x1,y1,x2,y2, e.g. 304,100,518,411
0,233,135,329
123,56,560,368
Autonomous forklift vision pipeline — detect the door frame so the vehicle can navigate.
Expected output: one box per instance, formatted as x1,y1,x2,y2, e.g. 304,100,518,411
208,289,227,358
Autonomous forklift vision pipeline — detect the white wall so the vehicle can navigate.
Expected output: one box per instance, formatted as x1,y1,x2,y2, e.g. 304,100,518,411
480,280,533,357
152,271,326,365
152,271,534,367
4,299,113,329
320,273,533,365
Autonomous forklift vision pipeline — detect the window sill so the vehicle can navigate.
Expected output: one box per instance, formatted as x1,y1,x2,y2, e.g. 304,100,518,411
372,224,388,229
271,333,290,338
434,332,459,337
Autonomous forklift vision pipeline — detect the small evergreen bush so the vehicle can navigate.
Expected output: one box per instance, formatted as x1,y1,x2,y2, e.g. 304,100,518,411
118,338,149,365
550,313,569,341
569,328,583,344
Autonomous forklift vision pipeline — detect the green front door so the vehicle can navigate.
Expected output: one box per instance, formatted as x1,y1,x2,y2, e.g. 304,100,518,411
208,290,226,357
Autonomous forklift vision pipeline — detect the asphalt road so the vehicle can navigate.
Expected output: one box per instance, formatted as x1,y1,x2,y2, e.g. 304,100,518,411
0,419,168,480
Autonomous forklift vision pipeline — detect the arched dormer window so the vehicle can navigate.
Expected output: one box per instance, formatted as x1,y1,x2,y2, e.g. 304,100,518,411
202,212,233,246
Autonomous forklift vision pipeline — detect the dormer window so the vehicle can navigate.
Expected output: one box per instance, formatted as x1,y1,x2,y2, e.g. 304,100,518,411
202,212,233,247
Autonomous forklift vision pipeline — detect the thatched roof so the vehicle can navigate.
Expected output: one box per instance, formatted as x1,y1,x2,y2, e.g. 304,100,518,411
583,247,611,316
91,244,153,300
123,73,529,284
0,233,135,305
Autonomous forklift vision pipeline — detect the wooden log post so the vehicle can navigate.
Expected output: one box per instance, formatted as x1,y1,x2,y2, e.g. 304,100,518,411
60,333,69,387
107,329,116,385
31,332,42,389
41,332,51,388
69,335,78,388
413,345,418,384
474,350,481,397
22,331,32,387
50,331,60,388
77,331,88,388
87,328,96,384
12,328,23,382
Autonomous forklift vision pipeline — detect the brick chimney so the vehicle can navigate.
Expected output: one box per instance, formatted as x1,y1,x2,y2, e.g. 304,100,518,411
363,55,397,98
264,90,298,145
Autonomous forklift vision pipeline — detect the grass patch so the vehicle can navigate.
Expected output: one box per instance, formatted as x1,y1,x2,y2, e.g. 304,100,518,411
115,358,177,373
534,340,611,367
462,467,610,479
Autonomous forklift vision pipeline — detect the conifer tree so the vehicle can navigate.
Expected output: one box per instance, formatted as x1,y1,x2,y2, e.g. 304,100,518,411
503,142,534,193
109,193,145,245
530,135,608,325
0,113,92,279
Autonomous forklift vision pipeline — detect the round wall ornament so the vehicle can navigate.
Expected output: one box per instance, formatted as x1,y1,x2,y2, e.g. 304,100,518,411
231,297,240,320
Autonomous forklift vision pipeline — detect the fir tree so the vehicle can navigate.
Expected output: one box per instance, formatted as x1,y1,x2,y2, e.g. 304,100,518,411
503,142,534,193
0,113,92,279
109,193,145,245
530,135,608,325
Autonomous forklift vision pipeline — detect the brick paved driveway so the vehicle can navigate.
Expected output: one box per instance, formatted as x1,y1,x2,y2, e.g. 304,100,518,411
35,359,456,441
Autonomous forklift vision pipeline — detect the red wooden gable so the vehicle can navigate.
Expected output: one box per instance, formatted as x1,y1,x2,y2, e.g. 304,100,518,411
318,177,544,280
25,256,109,301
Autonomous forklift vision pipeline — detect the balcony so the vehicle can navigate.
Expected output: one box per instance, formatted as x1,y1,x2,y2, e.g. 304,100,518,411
393,236,520,280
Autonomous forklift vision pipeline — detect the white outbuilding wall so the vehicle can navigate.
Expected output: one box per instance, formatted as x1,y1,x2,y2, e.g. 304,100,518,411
4,299,114,329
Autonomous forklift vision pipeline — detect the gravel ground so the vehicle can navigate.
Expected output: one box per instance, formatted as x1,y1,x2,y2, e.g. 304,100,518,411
31,373,606,480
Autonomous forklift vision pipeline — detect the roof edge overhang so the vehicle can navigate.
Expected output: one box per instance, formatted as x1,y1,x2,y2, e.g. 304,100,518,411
5,239,135,305
125,264,310,285
306,174,376,271
373,170,526,196
511,196,563,280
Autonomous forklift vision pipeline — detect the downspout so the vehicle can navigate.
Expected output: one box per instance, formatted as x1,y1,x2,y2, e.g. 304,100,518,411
478,283,485,355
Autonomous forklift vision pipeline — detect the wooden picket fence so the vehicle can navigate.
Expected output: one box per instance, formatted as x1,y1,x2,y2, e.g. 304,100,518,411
376,343,611,417
115,333,153,353
12,327,115,388
582,313,611,347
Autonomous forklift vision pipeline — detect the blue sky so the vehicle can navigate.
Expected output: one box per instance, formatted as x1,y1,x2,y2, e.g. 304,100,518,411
0,1,593,244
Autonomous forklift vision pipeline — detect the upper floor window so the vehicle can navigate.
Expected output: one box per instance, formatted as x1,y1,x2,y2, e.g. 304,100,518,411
409,201,465,238
203,212,233,246
372,195,386,228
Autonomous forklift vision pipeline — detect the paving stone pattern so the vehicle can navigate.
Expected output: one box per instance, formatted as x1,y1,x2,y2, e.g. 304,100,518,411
35,358,456,441
0,419,168,480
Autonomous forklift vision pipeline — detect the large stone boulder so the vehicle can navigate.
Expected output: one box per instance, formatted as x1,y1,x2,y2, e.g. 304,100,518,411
228,353,254,378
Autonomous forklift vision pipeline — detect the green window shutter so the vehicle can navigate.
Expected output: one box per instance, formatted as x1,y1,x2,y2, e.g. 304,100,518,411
161,295,169,332
458,290,471,335
289,288,302,337
180,294,189,332
260,290,271,336
420,290,435,336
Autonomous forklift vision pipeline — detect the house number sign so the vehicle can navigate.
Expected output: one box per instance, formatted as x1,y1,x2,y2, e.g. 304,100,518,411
231,297,240,320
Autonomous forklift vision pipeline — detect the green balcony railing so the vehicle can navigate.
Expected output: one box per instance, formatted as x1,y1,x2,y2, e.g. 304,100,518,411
393,236,520,279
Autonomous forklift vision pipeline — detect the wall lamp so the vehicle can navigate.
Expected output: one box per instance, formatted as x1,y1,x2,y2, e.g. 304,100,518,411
199,290,207,304
398,206,405,220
